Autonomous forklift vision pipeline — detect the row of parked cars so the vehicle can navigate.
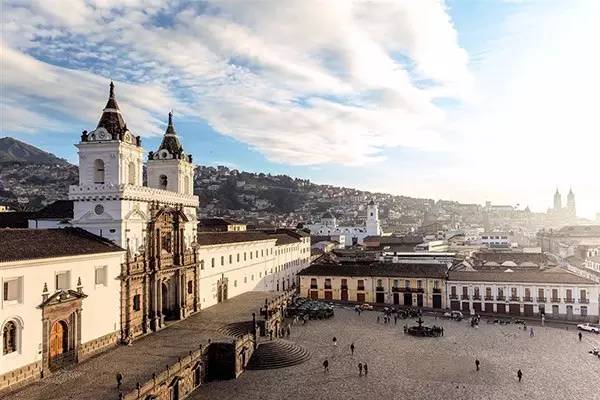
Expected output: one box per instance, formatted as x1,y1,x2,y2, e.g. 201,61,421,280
577,323,600,333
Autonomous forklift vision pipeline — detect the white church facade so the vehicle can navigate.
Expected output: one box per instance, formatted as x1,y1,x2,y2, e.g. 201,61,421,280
305,200,382,247
0,82,310,392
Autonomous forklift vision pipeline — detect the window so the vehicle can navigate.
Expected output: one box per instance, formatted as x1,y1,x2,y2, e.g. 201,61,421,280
3,321,18,355
255,250,258,258
581,306,587,317
159,174,168,190
250,252,253,260
325,279,332,289
94,266,107,286
538,288,544,299
55,272,70,290
251,274,254,281
229,255,232,264
188,281,193,294
128,161,136,185
244,277,247,283
524,288,531,299
580,289,587,301
434,280,439,289
220,256,224,266
234,280,237,287
498,288,504,298
485,287,492,298
451,286,457,296
94,159,105,184
133,294,141,311
552,288,558,300
417,280,423,289
237,254,240,262
357,280,365,291
462,286,468,296
311,278,318,289
244,252,247,261
473,287,480,297
376,279,383,288
510,288,518,299
405,280,411,288
566,289,573,300
211,258,215,268
3,278,21,303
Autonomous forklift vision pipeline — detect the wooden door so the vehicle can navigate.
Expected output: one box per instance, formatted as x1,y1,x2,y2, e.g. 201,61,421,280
432,294,441,309
376,292,385,304
324,291,333,300
356,293,365,303
341,289,348,301
394,293,400,305
50,321,67,358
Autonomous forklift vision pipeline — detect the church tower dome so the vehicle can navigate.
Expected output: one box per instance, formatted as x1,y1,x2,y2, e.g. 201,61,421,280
147,112,194,194
553,187,562,211
567,186,576,217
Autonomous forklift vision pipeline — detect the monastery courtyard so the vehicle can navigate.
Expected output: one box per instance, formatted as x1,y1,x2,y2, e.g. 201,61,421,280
194,307,600,400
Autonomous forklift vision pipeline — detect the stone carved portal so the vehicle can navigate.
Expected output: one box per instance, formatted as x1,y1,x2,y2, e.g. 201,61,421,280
217,277,228,303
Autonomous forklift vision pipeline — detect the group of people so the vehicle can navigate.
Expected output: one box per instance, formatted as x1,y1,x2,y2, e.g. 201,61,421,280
322,339,370,377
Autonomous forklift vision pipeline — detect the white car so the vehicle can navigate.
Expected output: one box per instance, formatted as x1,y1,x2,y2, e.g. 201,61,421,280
577,323,600,333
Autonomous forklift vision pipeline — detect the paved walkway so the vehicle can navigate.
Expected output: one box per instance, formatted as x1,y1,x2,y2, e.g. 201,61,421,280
3,292,278,400
193,306,600,400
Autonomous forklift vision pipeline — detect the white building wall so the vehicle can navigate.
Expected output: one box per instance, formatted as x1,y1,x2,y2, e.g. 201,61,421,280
0,252,123,375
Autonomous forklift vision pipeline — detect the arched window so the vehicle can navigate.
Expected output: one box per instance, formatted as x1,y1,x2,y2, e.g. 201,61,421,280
2,321,18,355
184,175,190,194
159,175,168,190
128,161,136,185
94,159,105,184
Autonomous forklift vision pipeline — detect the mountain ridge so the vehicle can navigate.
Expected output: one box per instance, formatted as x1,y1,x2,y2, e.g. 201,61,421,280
0,137,71,166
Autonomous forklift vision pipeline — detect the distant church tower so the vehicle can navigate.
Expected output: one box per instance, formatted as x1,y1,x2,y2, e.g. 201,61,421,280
567,187,576,217
366,199,381,236
553,187,562,211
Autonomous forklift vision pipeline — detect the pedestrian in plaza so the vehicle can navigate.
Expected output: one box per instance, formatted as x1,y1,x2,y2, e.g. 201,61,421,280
377,315,380,323
475,359,480,371
323,359,329,373
287,325,291,338
578,331,583,342
364,362,368,376
116,372,123,389
394,315,397,324
350,342,355,356
358,362,363,376
333,337,337,348
529,327,534,337
523,322,527,331
517,369,523,382
269,329,273,340
441,327,444,336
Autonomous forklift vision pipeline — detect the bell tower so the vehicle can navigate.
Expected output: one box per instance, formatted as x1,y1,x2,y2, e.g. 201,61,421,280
366,199,381,236
147,112,194,195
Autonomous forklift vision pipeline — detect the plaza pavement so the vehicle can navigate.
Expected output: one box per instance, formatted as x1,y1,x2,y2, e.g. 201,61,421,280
3,291,278,400
193,306,600,400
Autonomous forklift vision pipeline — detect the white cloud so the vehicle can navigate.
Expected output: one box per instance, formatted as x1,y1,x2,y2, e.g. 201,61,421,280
0,0,471,166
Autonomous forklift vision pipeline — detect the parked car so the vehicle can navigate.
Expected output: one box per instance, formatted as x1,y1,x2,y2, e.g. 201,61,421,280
577,323,600,333
359,303,374,310
442,311,463,321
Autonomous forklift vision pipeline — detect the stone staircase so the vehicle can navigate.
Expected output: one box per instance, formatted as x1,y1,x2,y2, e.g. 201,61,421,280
246,339,310,370
218,321,255,338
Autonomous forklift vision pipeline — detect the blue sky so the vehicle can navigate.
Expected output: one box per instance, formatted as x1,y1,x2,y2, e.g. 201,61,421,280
1,1,598,218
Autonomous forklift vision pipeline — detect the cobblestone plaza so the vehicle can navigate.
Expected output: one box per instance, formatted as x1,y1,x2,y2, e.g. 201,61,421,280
194,307,600,400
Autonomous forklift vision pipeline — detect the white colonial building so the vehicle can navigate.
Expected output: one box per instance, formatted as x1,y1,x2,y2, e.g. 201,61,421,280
0,229,124,388
305,200,381,247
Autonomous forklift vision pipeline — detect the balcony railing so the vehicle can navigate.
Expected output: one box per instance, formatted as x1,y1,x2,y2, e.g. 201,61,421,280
310,285,318,289
551,298,560,303
579,298,589,304
510,296,520,302
461,295,470,300
484,296,494,301
341,286,348,291
537,297,546,303
496,296,506,301
564,298,575,304
324,286,332,290
449,294,458,300
433,288,442,294
376,287,385,292
472,295,481,300
357,287,365,291
523,297,533,302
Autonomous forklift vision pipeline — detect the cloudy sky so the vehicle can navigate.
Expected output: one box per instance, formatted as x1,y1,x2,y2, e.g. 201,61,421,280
1,0,598,218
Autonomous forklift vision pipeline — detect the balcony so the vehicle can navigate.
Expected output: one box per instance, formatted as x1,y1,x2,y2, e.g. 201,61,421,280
579,298,589,304
564,298,575,304
357,287,365,291
472,295,481,301
461,295,470,300
509,296,520,302
537,297,546,303
484,296,494,301
341,286,348,291
392,287,401,293
324,286,332,290
310,285,318,289
396,287,424,293
376,286,385,292
449,294,458,300
496,296,506,301
551,298,560,303
433,288,442,294
523,297,533,302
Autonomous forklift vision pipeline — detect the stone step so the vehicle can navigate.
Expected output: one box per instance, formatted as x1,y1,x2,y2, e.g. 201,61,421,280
246,340,310,370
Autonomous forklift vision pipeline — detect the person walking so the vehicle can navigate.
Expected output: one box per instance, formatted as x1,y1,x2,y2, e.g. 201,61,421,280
377,315,380,323
333,336,337,347
578,331,583,342
475,359,480,371
116,372,123,389
323,359,329,373
529,327,534,337
358,362,363,376
517,369,523,382
364,362,368,376
350,342,355,356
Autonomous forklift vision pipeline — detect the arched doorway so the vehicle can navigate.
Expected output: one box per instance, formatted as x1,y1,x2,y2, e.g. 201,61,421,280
50,321,68,359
